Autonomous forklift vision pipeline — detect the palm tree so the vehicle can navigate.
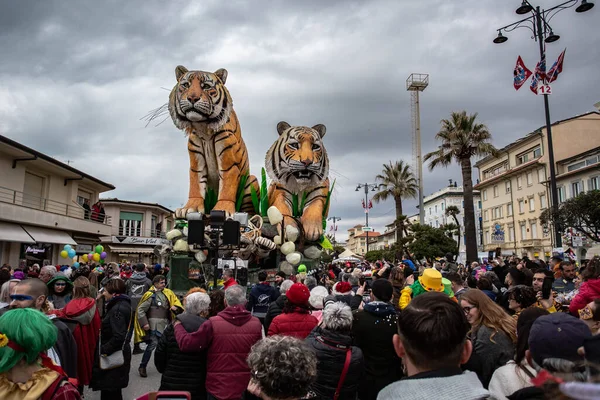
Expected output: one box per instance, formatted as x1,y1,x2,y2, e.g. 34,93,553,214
372,161,418,243
424,111,498,263
445,205,461,252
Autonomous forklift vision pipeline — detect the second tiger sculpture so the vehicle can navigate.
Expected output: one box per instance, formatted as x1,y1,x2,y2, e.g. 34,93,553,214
265,122,330,241
169,65,257,218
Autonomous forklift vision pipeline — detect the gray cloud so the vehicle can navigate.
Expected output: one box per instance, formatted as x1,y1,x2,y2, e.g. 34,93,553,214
0,0,598,242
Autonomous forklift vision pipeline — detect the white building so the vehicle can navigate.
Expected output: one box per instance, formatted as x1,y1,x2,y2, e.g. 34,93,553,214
423,182,482,262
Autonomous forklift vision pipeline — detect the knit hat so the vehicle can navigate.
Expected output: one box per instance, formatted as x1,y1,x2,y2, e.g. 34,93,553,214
286,283,310,306
418,268,444,292
528,313,591,366
309,286,329,310
297,264,307,273
371,279,393,302
442,278,455,297
276,271,287,279
334,281,352,295
12,271,25,280
507,267,527,286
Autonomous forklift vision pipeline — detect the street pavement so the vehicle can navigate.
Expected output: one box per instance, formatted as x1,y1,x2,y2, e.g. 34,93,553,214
84,351,161,400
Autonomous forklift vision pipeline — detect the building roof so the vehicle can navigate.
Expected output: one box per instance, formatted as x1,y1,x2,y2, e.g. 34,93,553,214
475,111,600,167
0,134,115,190
423,186,480,205
354,232,381,238
100,198,173,214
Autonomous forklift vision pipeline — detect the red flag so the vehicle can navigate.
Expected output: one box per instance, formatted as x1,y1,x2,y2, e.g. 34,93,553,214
368,200,373,209
513,56,532,91
530,55,546,94
361,199,365,209
547,49,566,83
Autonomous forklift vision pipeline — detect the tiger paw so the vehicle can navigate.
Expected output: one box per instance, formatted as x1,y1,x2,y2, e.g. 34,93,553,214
212,200,236,217
301,217,323,242
175,198,205,219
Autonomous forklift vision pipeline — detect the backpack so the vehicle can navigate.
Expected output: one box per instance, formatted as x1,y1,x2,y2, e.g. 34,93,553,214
129,282,147,300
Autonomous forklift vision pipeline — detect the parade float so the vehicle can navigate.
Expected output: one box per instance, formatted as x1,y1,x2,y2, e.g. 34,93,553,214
146,66,335,292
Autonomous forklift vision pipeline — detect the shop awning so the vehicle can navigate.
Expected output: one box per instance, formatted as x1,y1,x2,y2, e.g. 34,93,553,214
22,225,77,245
109,245,154,254
0,222,35,243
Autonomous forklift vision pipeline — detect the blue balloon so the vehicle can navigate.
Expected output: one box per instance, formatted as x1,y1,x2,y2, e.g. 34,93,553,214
64,244,72,251
67,249,76,258
73,262,80,268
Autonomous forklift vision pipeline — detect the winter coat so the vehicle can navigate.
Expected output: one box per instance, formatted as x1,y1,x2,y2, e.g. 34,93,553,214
467,325,515,388
305,326,364,399
50,297,101,385
174,304,262,400
90,295,133,391
126,272,152,311
569,278,600,315
48,315,78,379
352,302,403,400
155,313,207,400
488,361,536,400
325,293,362,310
268,311,318,339
247,282,280,319
264,294,286,332
482,290,497,302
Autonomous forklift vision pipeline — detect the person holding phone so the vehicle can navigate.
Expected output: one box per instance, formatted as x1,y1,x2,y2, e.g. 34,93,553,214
531,269,558,313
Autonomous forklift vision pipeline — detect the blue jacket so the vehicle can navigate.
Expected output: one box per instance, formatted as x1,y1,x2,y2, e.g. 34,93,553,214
247,282,279,319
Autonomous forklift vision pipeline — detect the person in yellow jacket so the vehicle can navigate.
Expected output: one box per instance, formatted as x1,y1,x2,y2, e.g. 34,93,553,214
133,275,183,377
399,268,456,310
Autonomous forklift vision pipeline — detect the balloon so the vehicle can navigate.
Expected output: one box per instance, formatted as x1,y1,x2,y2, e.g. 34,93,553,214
93,253,100,262
60,250,68,258
95,245,104,254
82,254,89,262
88,253,94,261
100,251,107,260
67,249,76,258
64,245,72,251
73,262,80,268
100,259,105,265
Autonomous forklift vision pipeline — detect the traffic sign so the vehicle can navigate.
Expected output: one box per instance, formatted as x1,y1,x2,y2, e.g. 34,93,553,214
362,227,373,232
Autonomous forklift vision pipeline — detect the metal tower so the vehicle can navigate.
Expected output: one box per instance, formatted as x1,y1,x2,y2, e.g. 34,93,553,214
406,73,429,225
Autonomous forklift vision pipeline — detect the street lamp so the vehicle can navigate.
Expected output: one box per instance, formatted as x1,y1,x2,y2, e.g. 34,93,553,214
356,183,378,254
494,0,594,249
327,216,342,245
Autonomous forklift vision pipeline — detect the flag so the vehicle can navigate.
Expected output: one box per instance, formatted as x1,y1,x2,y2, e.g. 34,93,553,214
530,55,546,94
513,55,532,90
361,199,365,209
368,200,373,209
329,225,333,232
547,49,566,83
335,225,337,231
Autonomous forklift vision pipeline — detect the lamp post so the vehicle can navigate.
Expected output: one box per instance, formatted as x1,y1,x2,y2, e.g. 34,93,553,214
327,216,342,245
356,183,378,254
494,0,594,249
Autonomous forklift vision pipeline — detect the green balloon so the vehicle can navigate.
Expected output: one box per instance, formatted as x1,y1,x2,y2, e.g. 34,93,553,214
100,259,105,264
95,245,103,253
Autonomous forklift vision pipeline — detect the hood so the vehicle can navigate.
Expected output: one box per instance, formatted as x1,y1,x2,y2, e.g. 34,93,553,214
177,312,206,332
130,272,148,281
47,275,73,295
63,297,96,323
363,301,396,317
106,294,131,311
253,282,277,296
217,304,253,326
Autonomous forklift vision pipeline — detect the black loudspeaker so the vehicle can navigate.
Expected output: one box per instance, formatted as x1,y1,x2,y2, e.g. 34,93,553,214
222,220,240,245
188,220,205,245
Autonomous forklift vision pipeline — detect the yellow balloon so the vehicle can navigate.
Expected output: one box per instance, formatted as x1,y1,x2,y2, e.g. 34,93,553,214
60,250,68,258
93,253,100,262
82,254,89,262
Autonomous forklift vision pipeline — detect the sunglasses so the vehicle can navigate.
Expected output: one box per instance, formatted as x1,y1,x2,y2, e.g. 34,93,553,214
10,294,34,301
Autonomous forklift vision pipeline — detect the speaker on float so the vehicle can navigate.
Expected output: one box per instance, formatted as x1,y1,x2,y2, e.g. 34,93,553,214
222,220,241,246
188,220,205,245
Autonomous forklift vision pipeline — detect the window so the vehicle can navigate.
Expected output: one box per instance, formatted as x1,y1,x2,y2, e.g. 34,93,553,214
572,181,583,197
538,168,546,183
493,185,499,197
507,203,513,216
526,172,533,186
568,161,587,172
119,211,144,236
484,231,489,245
517,176,523,189
519,199,525,213
435,205,438,213
558,186,566,203
478,200,482,209
517,153,529,165
493,207,503,219
520,224,527,241
482,190,488,201
429,208,432,215
586,155,599,166
505,181,511,193
435,220,439,228
23,171,45,210
509,226,515,242
76,189,92,207
540,194,547,209
533,146,542,158
528,197,535,212
531,222,538,239
442,203,445,211
484,210,489,221
591,177,600,191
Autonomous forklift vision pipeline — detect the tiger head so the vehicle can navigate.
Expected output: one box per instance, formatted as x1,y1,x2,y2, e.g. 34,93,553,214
266,122,329,192
169,65,232,132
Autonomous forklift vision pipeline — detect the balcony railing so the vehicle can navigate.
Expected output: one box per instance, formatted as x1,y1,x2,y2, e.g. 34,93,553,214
117,227,166,238
0,185,112,226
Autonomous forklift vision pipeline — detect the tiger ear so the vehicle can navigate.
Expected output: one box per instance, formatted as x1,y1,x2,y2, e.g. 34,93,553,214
214,68,228,84
277,121,291,136
312,124,326,138
175,65,188,81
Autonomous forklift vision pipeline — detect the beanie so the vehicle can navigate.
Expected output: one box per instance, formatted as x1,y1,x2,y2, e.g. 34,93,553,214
276,271,287,279
371,279,393,302
334,281,352,295
286,283,310,306
297,264,307,273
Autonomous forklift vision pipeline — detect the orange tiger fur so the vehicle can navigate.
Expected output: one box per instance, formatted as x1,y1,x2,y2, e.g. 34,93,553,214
169,66,257,218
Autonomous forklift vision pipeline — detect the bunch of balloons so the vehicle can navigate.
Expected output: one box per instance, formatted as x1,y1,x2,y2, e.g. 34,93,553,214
60,244,80,268
84,244,107,264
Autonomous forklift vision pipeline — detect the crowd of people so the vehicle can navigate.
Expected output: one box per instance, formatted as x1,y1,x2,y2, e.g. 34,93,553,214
0,252,599,399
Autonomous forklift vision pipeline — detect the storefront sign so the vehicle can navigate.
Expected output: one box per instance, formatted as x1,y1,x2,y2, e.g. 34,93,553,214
111,236,170,245
25,245,46,255
75,244,93,253
491,224,505,243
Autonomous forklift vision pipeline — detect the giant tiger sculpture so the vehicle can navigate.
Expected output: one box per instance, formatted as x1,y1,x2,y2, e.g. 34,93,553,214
266,122,330,242
169,65,258,218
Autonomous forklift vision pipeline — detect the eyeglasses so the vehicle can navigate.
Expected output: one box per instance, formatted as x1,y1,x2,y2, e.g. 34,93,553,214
462,305,477,314
9,294,34,301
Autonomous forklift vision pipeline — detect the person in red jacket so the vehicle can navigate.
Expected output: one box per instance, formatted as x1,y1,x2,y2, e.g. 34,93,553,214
174,285,262,400
222,269,237,289
268,283,318,339
570,258,600,315
49,276,101,393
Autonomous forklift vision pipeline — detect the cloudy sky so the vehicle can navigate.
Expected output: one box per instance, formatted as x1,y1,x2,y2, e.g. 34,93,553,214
1,0,598,242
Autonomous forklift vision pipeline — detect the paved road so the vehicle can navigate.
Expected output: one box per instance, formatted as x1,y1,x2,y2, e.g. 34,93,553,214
84,351,161,400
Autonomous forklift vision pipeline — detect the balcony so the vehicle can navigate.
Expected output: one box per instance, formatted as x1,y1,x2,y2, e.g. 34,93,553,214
116,227,166,239
0,185,112,236
521,239,544,248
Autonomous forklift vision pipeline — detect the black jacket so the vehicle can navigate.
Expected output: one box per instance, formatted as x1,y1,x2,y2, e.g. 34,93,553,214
305,326,364,399
352,302,403,400
155,313,208,400
50,316,78,379
264,294,286,332
324,293,362,310
90,295,133,391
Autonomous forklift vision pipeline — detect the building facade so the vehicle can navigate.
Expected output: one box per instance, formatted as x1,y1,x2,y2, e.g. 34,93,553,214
0,135,115,268
422,183,482,262
475,111,600,259
99,198,173,265
346,225,380,255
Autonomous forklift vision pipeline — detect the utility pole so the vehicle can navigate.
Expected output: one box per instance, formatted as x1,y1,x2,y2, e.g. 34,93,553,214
327,216,342,245
356,183,378,254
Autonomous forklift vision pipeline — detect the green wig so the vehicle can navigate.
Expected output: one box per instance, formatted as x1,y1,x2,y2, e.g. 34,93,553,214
410,280,454,298
0,308,57,373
